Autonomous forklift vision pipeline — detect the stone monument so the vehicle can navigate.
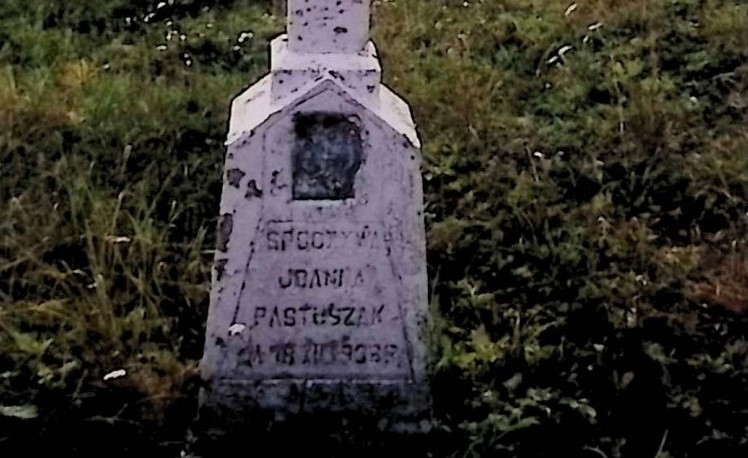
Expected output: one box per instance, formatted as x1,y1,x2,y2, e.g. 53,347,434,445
200,0,430,430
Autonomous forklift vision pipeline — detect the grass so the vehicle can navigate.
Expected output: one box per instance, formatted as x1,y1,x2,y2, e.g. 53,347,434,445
1,0,747,456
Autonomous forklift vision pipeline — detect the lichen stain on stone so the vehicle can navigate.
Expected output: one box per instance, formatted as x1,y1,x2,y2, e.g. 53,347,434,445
328,70,345,81
216,213,233,252
214,258,228,281
245,180,264,199
226,168,246,188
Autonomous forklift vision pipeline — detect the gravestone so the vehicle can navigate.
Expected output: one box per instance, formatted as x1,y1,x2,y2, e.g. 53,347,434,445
200,0,430,430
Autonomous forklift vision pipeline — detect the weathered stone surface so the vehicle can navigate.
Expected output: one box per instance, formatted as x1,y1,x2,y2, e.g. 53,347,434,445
269,36,382,104
200,0,430,431
286,0,370,54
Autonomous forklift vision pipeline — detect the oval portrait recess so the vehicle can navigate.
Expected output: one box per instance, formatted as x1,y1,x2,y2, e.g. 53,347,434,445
292,112,363,201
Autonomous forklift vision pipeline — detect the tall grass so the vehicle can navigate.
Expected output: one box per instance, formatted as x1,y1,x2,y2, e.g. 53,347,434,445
1,0,747,456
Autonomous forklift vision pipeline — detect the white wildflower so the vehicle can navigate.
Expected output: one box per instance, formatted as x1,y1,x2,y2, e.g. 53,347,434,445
564,3,578,17
103,369,126,381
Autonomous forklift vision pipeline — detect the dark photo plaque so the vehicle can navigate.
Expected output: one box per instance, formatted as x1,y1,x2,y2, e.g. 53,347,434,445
292,113,363,200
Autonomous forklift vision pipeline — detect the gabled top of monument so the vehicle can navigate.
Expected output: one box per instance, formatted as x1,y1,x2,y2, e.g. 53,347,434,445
225,74,420,149
287,0,371,54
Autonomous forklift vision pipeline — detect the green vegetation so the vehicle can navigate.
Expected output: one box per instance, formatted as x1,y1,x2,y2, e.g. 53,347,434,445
1,0,746,456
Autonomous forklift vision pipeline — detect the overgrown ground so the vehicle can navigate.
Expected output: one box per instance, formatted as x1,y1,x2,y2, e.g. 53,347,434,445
1,0,747,456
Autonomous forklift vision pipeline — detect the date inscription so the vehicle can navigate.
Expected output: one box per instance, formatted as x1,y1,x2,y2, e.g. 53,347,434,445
242,338,401,368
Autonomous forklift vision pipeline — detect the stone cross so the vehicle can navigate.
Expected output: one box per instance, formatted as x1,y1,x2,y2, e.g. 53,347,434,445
200,0,431,432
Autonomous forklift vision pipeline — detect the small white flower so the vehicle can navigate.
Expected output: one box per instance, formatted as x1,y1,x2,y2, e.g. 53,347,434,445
103,369,126,381
237,31,254,44
106,236,132,244
564,3,578,17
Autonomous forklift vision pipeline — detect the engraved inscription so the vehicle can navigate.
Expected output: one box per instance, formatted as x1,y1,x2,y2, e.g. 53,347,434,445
251,304,386,328
266,223,406,252
235,220,412,378
242,339,402,369
278,267,366,289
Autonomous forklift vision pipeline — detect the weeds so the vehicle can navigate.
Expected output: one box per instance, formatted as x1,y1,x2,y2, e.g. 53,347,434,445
1,0,746,456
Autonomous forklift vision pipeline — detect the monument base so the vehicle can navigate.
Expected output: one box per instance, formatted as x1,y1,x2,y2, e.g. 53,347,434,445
198,379,432,434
